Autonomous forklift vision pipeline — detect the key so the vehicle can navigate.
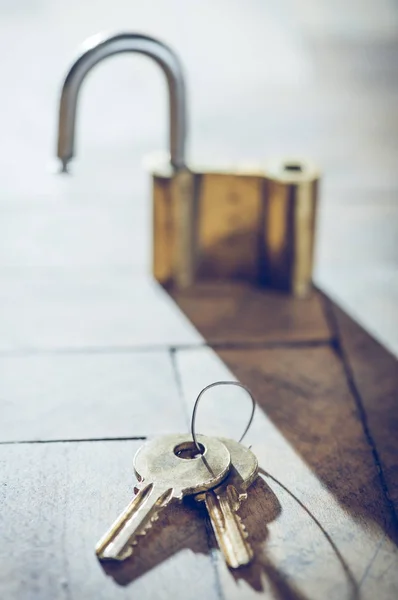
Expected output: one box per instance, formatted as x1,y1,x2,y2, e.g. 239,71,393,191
195,437,258,569
95,433,231,561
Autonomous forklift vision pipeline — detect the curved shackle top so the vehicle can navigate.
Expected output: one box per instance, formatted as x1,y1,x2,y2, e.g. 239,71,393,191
57,32,187,171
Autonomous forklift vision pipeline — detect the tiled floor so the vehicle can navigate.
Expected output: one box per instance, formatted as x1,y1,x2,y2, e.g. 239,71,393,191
1,4,398,597
1,0,397,356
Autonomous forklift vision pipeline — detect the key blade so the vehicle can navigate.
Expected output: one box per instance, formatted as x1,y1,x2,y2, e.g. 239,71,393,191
205,487,253,569
96,482,174,561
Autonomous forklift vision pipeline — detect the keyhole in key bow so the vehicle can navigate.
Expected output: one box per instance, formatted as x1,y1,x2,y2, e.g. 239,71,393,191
174,441,205,460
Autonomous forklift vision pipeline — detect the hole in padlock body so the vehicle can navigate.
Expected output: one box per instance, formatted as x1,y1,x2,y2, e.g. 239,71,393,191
284,162,303,172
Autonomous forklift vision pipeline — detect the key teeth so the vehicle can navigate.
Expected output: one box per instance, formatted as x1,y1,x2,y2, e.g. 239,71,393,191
235,512,249,540
123,512,160,557
138,514,158,536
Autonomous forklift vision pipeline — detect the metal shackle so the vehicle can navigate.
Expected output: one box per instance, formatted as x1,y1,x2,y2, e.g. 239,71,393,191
57,32,187,171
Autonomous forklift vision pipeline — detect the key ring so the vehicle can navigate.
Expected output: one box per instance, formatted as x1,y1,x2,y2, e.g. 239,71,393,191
191,381,256,454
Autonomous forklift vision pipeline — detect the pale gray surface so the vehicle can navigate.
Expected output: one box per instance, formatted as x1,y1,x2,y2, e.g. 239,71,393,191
0,270,200,351
0,351,187,441
0,441,218,600
0,200,149,269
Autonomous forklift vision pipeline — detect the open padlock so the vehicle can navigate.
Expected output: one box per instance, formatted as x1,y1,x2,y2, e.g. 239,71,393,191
57,32,319,297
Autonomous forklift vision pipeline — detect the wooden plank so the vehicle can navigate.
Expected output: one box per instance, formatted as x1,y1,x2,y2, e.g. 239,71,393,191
170,283,331,345
175,346,398,599
0,440,219,600
327,298,398,516
0,350,186,442
0,271,201,351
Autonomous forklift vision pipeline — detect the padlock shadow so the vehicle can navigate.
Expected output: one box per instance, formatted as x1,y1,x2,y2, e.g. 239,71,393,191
98,475,279,588
169,281,398,553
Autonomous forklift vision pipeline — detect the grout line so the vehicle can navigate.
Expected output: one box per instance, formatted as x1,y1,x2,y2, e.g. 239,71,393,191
203,338,331,351
321,293,398,530
0,344,204,357
0,436,147,446
169,348,191,429
0,338,332,358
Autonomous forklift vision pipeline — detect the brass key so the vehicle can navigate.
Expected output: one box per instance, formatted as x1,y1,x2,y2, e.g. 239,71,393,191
196,437,258,569
96,434,231,561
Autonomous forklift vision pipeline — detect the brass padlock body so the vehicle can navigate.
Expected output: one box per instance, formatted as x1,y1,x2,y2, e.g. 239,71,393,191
153,167,266,287
153,160,319,296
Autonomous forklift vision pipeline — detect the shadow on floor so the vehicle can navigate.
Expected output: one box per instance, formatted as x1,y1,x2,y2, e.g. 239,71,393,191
169,282,398,549
99,471,360,599
99,476,278,589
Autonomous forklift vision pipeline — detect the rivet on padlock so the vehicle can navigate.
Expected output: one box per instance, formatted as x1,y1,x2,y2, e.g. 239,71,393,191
56,32,320,297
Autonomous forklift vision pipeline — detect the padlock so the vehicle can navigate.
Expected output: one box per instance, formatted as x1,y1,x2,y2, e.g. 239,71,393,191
57,32,319,297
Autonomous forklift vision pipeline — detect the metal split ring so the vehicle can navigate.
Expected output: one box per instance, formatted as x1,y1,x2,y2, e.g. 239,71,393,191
190,381,256,454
